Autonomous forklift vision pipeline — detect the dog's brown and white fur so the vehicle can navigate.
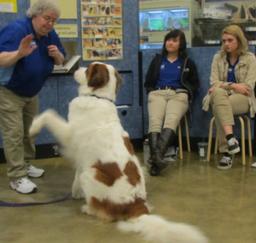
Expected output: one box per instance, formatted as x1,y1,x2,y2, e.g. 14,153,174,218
29,62,208,243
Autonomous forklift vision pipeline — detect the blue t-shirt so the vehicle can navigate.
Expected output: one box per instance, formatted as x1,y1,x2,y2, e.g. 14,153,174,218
156,57,183,89
227,58,239,83
0,17,65,97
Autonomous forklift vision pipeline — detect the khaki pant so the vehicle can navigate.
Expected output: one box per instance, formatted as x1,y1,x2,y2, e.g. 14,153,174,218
147,89,189,133
210,87,249,153
0,87,38,179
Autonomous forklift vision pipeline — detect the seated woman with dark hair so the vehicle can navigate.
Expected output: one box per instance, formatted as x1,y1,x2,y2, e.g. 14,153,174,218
144,29,199,176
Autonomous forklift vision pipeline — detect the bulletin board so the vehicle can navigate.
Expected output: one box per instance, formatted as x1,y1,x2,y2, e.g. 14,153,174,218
81,0,123,61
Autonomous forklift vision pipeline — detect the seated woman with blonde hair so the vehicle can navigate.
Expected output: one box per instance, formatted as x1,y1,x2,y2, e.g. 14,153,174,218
203,24,256,170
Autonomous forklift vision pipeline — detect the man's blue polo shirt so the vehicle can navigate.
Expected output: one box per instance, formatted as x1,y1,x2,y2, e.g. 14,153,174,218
0,17,65,97
156,57,183,89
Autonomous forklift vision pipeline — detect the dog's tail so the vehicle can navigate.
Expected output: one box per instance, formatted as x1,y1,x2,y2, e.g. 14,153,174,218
117,214,208,243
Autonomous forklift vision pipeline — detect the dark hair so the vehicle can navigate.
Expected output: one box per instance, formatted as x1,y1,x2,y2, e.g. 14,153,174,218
161,29,187,59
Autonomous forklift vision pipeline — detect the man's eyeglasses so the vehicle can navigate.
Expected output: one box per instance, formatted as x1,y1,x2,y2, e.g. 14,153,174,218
41,15,57,24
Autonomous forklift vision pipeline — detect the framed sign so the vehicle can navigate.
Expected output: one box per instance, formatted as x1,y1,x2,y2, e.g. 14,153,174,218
0,0,17,13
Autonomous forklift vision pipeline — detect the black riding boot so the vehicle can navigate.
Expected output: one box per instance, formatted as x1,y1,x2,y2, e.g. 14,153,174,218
147,132,159,165
150,128,176,176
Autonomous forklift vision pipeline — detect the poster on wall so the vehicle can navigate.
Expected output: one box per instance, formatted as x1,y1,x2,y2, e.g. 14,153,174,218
0,0,17,13
54,24,78,38
81,0,123,61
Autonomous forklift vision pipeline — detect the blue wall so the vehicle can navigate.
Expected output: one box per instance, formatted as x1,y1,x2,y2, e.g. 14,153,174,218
0,0,143,147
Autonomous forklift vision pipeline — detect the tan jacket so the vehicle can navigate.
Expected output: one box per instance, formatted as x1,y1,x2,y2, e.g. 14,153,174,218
202,51,256,117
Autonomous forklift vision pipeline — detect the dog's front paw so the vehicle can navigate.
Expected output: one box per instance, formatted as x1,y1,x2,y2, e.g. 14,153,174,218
72,178,85,200
29,109,56,137
72,189,84,200
29,117,43,137
81,204,90,214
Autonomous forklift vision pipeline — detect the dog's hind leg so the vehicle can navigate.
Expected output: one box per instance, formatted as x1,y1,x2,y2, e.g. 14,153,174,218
79,169,110,217
29,109,71,148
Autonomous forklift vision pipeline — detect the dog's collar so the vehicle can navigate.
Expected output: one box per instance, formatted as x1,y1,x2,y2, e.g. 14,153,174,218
82,94,115,104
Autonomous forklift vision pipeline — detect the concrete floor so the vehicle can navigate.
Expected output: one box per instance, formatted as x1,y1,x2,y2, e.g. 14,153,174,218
0,152,256,243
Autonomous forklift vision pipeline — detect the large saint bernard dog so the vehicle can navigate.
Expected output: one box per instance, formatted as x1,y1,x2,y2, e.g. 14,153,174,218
29,62,208,243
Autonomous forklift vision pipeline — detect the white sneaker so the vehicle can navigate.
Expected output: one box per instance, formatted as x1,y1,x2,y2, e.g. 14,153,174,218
217,156,233,170
10,177,37,194
27,165,45,178
251,162,256,168
227,137,240,154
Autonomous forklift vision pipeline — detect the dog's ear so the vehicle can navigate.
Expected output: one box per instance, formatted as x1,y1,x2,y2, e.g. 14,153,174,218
86,63,109,90
74,67,87,84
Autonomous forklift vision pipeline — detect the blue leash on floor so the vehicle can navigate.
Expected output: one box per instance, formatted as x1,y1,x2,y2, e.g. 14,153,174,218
0,193,71,207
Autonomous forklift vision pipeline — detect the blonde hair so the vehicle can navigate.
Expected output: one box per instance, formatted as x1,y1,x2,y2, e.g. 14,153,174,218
221,25,248,55
26,0,60,18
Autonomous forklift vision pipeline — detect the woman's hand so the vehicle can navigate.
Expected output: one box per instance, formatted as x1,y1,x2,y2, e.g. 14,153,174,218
18,34,37,58
0,34,37,67
47,45,64,65
230,83,251,96
47,45,60,58
208,86,214,94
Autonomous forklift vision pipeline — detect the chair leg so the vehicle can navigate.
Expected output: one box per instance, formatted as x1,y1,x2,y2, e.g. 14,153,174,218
178,122,183,160
244,116,252,157
238,116,246,165
207,115,252,165
207,117,215,162
177,114,191,160
184,115,191,152
214,129,219,154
